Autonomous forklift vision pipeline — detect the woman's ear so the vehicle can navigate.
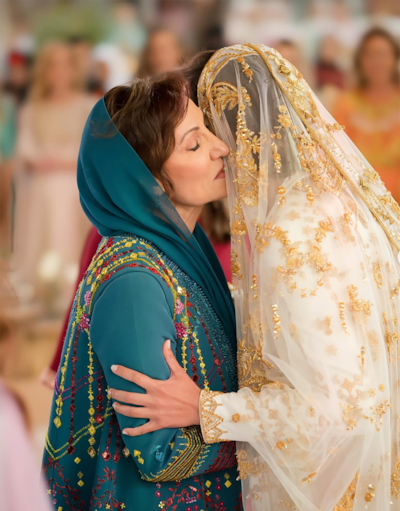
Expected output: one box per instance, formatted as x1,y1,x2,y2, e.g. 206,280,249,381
155,176,166,192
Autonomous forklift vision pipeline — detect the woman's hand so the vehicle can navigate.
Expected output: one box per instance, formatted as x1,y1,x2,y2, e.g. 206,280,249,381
109,340,201,437
39,367,56,389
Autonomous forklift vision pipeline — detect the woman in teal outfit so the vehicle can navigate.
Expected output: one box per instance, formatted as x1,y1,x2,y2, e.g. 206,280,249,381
42,72,242,511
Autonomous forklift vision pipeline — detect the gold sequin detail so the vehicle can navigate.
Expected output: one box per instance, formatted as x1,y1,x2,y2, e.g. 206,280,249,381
272,304,281,340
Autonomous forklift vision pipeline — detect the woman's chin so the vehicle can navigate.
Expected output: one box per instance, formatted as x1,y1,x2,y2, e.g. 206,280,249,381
212,178,228,199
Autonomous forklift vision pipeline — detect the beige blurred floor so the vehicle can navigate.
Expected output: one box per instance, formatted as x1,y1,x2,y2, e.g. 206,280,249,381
7,317,62,468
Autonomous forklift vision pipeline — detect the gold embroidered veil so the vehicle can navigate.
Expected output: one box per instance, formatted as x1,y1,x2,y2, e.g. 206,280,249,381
198,44,400,510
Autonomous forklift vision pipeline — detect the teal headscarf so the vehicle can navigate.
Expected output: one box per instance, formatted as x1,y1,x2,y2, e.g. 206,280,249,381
77,97,236,344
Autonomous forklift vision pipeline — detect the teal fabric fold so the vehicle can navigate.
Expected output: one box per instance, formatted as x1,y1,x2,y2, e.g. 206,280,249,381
77,97,236,345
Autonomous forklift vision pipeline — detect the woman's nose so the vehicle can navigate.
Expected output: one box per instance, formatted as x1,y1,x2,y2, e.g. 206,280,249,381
211,134,229,159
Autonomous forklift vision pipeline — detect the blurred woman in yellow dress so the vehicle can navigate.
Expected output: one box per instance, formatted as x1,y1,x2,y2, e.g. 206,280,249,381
333,28,400,203
14,42,93,311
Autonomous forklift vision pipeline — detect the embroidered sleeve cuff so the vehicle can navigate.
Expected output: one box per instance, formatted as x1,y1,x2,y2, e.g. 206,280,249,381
139,426,204,482
199,389,263,444
199,390,228,444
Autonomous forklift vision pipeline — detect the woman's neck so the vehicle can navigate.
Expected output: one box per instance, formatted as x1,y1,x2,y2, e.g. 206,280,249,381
174,203,203,233
363,82,398,101
47,89,77,103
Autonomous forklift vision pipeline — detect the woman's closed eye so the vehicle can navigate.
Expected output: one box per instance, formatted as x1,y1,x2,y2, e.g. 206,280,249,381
190,142,200,152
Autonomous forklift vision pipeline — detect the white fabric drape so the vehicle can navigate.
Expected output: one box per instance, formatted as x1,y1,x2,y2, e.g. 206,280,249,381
198,44,400,511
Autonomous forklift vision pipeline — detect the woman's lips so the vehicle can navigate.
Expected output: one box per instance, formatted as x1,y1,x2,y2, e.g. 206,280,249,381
215,168,226,180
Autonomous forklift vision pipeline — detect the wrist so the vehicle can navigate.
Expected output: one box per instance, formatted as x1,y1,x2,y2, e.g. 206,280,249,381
191,386,201,425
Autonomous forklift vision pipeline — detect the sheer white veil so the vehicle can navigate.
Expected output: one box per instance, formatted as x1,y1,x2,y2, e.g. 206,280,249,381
198,44,400,510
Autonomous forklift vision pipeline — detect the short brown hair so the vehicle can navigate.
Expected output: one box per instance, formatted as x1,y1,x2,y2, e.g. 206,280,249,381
355,27,400,88
104,72,189,197
181,50,215,105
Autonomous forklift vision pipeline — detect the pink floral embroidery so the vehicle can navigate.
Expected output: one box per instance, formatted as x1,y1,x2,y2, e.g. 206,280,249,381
174,321,186,339
175,299,184,315
79,313,90,331
84,291,92,306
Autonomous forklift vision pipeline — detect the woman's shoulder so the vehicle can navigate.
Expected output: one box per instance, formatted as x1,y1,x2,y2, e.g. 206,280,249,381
71,92,97,112
332,89,359,117
82,235,177,313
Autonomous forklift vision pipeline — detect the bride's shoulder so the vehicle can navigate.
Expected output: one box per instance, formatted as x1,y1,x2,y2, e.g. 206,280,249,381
268,180,318,239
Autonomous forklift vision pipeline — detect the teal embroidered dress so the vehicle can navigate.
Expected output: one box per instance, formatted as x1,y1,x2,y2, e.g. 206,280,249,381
42,98,242,511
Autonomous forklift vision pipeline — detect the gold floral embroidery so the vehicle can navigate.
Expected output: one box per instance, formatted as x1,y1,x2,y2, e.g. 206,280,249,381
285,210,301,221
272,304,281,340
372,262,383,289
306,243,332,274
363,400,392,432
236,449,268,480
325,122,345,132
326,345,338,357
338,212,356,245
236,56,253,82
316,315,333,335
314,218,334,242
338,301,350,335
334,474,358,511
271,140,282,173
340,403,359,431
277,186,286,205
230,198,248,237
254,221,269,253
391,458,400,497
391,279,400,300
237,336,276,392
251,274,258,299
210,82,239,118
382,312,399,362
348,284,372,324
230,248,242,280
235,100,259,207
249,44,400,251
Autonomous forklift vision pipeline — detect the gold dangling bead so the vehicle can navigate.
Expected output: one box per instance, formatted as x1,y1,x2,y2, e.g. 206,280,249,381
277,186,286,206
306,185,314,204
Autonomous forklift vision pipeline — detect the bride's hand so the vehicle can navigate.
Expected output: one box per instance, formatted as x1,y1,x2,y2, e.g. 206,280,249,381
109,340,201,437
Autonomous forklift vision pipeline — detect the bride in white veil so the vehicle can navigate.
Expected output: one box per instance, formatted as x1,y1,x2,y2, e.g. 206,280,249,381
110,44,400,510
196,44,400,511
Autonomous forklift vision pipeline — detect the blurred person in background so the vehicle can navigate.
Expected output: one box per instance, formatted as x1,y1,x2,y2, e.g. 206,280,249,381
39,225,102,389
137,27,184,78
315,35,346,111
3,51,33,106
0,199,52,511
200,200,231,282
0,83,17,257
13,41,93,314
91,42,134,93
300,0,335,63
107,0,146,73
68,36,93,93
366,0,400,38
274,39,314,88
333,27,400,203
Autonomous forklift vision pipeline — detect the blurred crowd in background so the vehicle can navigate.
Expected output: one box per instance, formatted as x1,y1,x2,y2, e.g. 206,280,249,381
0,0,399,498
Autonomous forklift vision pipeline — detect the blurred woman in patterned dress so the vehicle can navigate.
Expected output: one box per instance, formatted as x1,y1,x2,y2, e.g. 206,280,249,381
13,41,93,312
333,28,400,203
